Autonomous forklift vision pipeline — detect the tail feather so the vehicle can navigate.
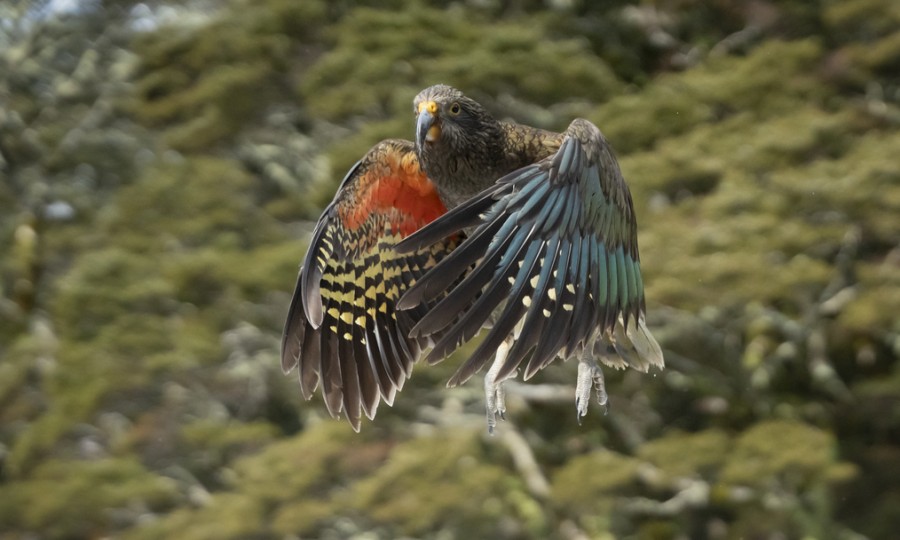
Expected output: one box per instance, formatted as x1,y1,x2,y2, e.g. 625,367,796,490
592,315,664,372
626,316,665,370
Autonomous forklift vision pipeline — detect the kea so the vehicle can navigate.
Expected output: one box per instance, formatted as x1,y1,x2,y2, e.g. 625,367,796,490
282,85,663,432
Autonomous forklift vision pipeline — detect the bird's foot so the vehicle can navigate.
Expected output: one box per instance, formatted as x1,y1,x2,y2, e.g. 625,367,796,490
485,376,506,435
484,338,513,434
576,354,608,424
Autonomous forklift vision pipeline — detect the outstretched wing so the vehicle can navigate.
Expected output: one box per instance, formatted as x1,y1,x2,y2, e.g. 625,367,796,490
281,139,459,431
397,118,662,386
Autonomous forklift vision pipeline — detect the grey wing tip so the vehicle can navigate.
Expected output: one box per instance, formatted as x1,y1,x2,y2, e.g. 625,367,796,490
300,264,325,328
280,305,304,374
446,371,466,388
396,287,420,311
280,350,298,374
303,293,324,329
627,316,665,370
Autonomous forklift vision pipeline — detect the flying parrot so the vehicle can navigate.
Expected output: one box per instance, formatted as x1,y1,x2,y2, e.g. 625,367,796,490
282,85,663,432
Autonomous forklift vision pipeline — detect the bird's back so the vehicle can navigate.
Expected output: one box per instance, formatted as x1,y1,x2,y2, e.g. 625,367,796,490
499,121,564,172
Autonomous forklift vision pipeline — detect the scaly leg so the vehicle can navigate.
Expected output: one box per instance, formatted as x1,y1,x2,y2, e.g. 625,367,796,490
576,347,608,423
485,337,513,434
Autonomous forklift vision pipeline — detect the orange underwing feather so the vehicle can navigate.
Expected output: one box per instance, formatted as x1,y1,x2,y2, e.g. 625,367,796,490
338,148,444,237
281,139,459,431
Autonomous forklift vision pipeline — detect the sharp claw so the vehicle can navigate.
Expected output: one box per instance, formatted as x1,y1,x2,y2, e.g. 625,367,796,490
486,383,506,434
576,348,608,422
594,372,608,412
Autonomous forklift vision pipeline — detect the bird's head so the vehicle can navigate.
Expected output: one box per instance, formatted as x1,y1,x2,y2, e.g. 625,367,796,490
413,85,496,157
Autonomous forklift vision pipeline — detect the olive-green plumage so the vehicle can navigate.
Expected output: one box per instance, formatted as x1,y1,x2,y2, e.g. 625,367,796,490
413,85,563,207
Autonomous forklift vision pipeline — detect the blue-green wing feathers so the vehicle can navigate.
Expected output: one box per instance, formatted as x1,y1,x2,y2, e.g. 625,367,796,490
397,118,662,385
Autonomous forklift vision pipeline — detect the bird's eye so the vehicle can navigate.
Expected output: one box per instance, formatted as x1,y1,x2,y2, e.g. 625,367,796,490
449,102,461,115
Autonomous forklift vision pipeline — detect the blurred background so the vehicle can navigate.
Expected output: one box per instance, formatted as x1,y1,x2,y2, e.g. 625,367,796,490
1,0,899,538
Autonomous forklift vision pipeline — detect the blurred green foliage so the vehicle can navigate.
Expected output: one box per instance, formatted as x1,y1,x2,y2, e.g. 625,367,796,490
0,458,178,538
298,4,621,121
1,0,898,539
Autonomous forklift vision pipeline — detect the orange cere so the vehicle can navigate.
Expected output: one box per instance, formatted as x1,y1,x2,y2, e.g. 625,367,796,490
339,150,446,237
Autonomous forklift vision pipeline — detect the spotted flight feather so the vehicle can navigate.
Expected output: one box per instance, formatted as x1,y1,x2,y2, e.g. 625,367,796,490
281,140,460,431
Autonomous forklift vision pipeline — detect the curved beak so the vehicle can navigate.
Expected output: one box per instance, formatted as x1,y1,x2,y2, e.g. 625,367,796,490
416,101,440,151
